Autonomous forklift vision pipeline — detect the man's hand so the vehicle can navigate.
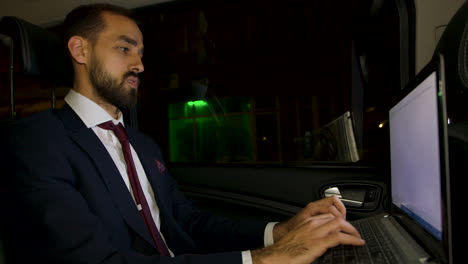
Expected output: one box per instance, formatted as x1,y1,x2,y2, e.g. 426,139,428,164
252,196,363,264
273,196,347,242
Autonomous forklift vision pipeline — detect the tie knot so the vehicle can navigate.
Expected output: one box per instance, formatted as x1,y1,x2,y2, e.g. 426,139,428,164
98,121,128,143
98,120,116,130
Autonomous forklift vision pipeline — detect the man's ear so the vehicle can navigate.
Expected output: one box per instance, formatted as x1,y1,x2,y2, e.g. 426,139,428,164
68,36,88,64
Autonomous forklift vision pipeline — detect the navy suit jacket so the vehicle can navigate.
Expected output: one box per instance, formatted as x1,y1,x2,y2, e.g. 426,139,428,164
3,105,268,264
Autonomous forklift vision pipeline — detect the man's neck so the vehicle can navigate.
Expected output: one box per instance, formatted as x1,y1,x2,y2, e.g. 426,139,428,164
71,85,121,120
93,97,120,120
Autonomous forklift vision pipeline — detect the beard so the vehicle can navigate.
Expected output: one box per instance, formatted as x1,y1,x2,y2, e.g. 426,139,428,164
89,54,139,110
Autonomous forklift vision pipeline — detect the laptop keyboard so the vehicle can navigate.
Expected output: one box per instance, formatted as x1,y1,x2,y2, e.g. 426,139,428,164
313,217,401,264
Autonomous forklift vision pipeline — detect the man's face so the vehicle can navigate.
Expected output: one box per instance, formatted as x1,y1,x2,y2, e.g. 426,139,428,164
88,12,144,110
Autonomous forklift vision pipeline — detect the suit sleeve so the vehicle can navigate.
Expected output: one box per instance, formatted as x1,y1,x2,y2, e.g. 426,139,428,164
165,171,268,253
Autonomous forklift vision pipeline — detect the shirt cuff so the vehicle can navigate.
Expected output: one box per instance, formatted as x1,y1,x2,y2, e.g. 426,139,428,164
241,250,253,264
264,222,279,247
242,222,280,264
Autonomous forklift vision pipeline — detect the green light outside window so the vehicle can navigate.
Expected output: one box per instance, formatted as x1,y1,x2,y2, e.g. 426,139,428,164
187,100,208,107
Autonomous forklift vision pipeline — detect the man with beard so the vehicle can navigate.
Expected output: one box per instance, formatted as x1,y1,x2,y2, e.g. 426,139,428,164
3,4,364,264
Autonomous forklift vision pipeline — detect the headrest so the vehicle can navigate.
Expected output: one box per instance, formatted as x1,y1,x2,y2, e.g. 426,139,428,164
435,1,468,93
0,16,71,86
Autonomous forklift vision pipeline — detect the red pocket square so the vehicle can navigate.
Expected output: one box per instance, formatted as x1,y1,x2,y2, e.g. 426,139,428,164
155,160,166,173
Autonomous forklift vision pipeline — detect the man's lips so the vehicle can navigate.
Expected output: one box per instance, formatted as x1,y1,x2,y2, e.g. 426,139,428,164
127,76,139,88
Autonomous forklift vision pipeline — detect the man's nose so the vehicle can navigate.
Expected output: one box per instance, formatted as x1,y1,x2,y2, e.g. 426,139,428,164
130,56,144,73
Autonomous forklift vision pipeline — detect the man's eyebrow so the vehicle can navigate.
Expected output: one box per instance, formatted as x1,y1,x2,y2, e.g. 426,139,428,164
117,35,138,46
117,35,144,55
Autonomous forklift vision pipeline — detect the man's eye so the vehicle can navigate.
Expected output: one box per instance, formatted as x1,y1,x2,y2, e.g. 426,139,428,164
119,47,129,53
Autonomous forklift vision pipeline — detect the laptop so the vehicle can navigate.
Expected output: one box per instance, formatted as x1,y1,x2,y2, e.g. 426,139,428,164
315,54,452,264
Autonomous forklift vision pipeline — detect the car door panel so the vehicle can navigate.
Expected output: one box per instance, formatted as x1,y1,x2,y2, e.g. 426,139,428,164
170,165,388,222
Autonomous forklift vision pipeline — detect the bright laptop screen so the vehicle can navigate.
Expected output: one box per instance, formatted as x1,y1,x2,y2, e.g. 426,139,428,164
389,71,443,240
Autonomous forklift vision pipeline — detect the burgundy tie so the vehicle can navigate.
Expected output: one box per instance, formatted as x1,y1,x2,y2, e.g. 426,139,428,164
98,121,171,256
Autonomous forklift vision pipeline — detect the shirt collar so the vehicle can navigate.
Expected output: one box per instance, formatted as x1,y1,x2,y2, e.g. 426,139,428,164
64,89,124,128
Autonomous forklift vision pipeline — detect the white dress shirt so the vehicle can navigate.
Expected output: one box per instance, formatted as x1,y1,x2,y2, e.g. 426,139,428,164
64,89,276,263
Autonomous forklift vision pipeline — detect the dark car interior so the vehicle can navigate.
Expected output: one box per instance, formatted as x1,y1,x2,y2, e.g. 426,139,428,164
1,0,467,263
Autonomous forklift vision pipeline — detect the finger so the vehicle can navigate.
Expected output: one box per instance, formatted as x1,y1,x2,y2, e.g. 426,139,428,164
305,201,341,218
310,213,335,221
329,196,346,219
328,205,342,219
323,231,366,249
314,201,344,220
338,220,362,238
305,230,366,262
314,218,362,239
307,214,336,228
294,213,335,232
306,197,346,219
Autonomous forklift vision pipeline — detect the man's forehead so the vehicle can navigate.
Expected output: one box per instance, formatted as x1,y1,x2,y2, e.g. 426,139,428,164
100,12,143,44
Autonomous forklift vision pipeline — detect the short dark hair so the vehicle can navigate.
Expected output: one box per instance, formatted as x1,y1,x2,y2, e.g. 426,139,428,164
62,3,134,46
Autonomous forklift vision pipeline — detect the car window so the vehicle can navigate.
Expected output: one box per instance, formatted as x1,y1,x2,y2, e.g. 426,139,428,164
134,0,404,165
0,0,406,166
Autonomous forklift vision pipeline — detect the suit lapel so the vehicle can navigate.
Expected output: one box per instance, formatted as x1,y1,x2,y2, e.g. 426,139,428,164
127,128,197,254
56,105,156,248
126,128,167,216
